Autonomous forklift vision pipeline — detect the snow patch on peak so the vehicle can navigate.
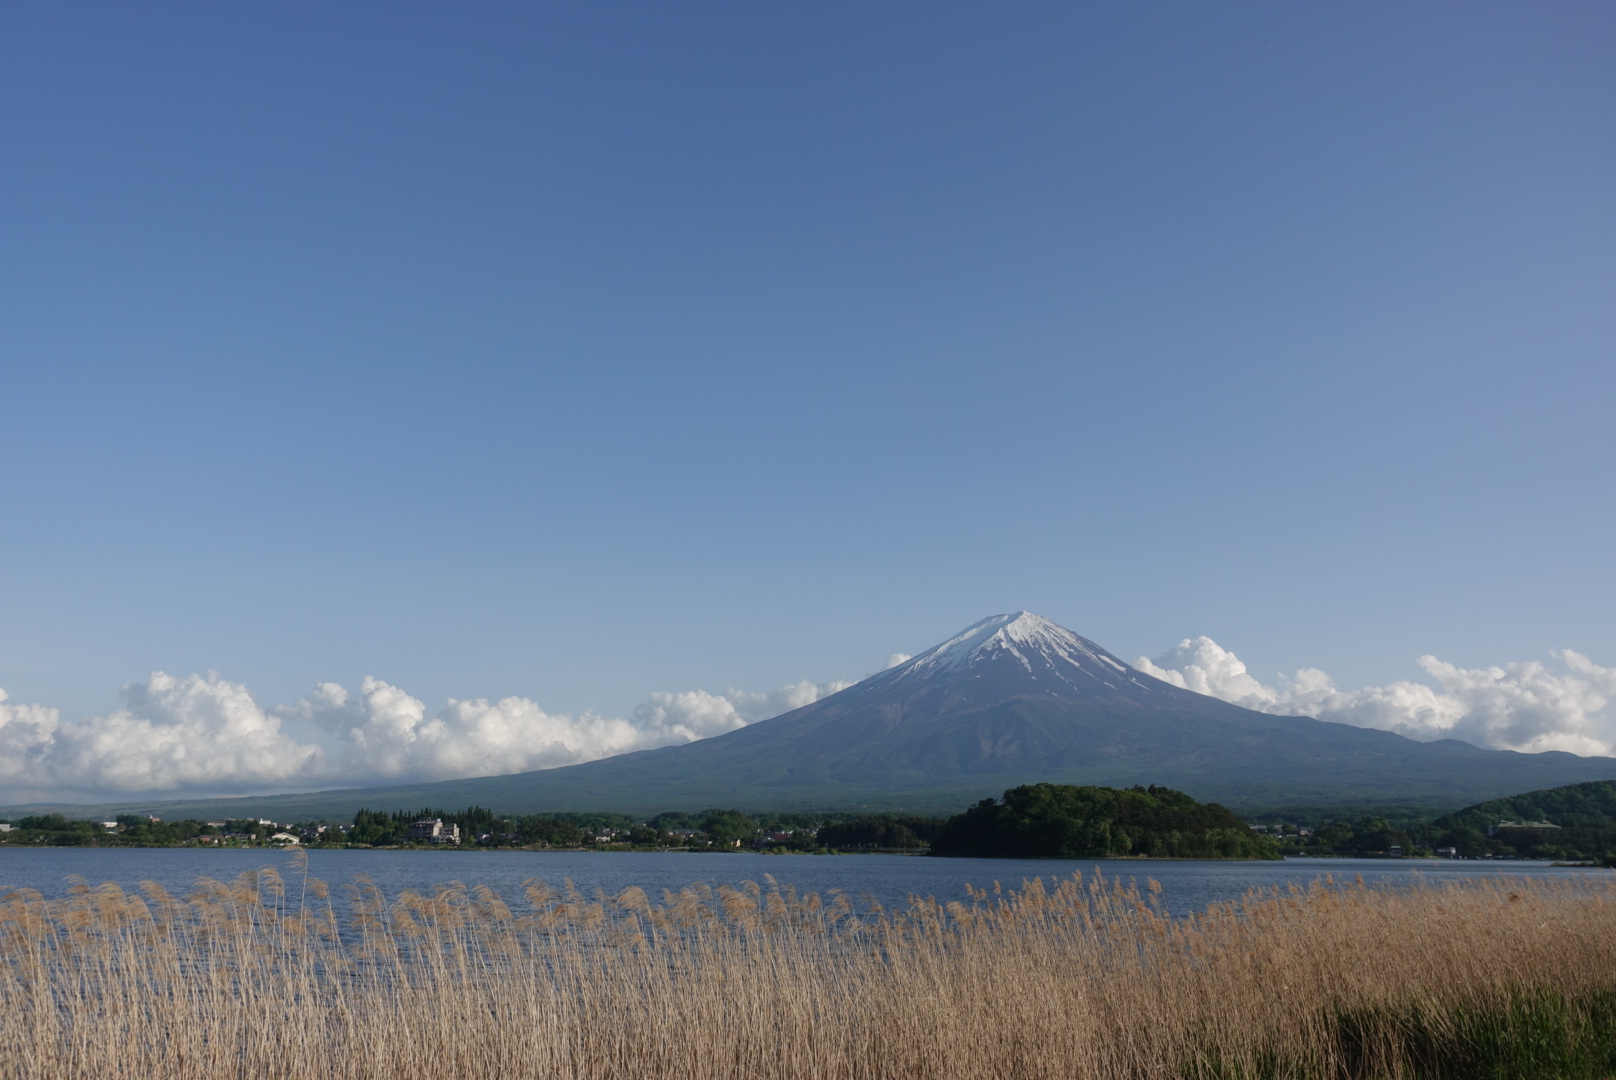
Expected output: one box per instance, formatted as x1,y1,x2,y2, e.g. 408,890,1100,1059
885,611,1125,682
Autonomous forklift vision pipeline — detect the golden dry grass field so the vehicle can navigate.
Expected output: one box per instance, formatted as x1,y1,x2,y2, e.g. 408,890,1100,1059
2,855,1613,1079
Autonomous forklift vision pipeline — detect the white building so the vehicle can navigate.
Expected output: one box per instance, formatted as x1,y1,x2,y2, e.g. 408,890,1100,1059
406,818,461,844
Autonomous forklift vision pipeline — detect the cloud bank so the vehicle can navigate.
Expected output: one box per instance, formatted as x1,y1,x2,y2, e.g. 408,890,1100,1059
1136,638,1616,757
0,672,853,801
4,636,1611,801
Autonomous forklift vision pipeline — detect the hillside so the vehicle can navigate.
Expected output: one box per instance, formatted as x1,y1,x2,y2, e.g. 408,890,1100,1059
1432,780,1616,861
1438,780,1616,829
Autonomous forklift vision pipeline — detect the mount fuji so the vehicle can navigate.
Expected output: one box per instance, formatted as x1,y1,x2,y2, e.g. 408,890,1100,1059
90,612,1616,820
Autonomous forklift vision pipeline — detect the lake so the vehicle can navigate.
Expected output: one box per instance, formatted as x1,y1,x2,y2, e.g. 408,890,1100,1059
0,848,1605,913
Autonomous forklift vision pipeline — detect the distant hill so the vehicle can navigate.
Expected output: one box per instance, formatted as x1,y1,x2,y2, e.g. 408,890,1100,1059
1439,780,1616,830
1432,780,1616,862
16,613,1616,822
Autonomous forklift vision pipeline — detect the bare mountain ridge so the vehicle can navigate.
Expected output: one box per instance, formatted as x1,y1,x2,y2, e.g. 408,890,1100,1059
36,612,1616,820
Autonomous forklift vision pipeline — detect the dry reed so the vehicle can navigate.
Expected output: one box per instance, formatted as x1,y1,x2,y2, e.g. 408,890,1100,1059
1,855,1612,1079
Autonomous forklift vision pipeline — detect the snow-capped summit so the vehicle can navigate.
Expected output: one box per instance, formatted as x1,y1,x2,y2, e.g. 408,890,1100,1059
871,610,1162,703
890,611,1125,677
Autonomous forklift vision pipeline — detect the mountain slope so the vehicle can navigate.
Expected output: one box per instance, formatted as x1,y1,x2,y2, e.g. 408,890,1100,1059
36,613,1616,820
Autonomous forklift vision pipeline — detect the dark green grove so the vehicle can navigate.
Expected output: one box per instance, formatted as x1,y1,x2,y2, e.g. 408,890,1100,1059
930,784,1282,860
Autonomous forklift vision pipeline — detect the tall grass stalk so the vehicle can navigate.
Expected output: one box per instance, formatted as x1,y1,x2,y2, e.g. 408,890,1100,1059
1,857,1612,1079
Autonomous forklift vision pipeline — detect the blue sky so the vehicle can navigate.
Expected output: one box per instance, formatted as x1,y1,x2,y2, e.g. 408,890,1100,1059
1,4,1614,795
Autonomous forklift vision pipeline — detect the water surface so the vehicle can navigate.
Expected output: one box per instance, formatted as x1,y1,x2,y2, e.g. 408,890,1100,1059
1,848,1604,913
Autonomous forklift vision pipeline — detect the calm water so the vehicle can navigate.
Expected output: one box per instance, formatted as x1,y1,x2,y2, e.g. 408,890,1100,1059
0,848,1605,913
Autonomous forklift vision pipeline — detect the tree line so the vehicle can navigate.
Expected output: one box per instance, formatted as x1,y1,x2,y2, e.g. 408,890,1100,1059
10,779,1611,861
0,807,949,851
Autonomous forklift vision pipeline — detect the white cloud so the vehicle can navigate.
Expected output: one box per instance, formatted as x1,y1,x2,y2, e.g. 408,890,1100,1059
278,675,853,787
0,670,857,800
1137,638,1616,756
1133,637,1284,712
631,678,852,742
0,673,321,799
0,689,62,785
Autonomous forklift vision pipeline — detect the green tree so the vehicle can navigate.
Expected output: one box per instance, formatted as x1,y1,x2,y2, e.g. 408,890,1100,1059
699,810,756,846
